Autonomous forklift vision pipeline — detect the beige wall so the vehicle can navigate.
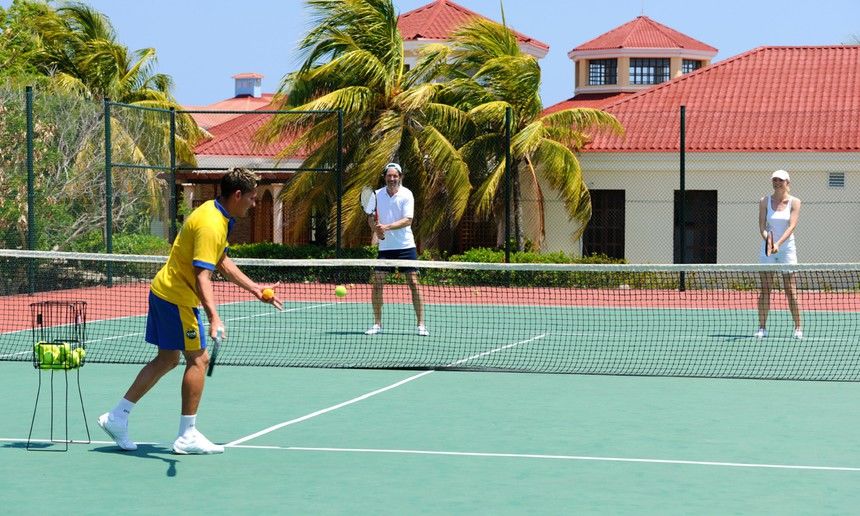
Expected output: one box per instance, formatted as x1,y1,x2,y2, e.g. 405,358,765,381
534,152,860,264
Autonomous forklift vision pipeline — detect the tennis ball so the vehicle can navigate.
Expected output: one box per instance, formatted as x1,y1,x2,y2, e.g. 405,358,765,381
261,288,275,301
334,285,347,298
41,347,55,366
58,342,71,362
67,347,81,367
76,348,86,364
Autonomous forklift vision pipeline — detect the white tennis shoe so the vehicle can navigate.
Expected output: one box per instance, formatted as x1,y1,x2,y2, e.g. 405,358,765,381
417,325,429,337
172,428,224,455
754,328,767,338
97,412,137,451
365,324,382,335
793,329,803,340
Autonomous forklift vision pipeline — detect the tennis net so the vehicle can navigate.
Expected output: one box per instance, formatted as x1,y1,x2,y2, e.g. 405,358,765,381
1,249,859,381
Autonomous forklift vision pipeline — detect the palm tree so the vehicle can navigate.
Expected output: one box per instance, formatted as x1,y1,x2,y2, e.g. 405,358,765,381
424,19,625,250
30,2,199,163
258,0,472,246
23,1,201,240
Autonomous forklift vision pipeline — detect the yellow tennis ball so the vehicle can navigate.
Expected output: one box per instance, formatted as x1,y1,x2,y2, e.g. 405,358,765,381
58,342,71,362
261,288,275,301
334,285,347,298
41,347,55,365
68,348,81,367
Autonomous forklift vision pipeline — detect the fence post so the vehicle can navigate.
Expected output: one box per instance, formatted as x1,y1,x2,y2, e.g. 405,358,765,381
169,107,177,243
679,105,686,291
26,86,35,294
104,98,113,286
336,109,343,257
504,106,512,264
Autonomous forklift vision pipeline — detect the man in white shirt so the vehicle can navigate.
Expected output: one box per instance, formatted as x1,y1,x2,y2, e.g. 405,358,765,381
364,163,428,336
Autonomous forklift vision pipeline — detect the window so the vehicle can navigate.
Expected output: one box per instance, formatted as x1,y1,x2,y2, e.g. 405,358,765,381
674,190,717,264
588,59,617,85
583,190,625,259
682,59,702,74
629,58,670,85
828,172,845,188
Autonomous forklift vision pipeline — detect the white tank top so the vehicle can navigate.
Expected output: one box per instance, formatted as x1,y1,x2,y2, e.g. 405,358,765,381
766,195,795,244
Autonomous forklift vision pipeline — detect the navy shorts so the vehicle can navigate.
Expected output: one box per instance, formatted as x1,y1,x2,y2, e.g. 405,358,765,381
145,291,207,351
375,247,418,273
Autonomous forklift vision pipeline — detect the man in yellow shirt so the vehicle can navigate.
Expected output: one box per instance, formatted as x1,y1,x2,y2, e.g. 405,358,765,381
98,168,282,454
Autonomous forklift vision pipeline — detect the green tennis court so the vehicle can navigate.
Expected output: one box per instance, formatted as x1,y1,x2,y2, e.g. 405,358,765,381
2,361,860,514
3,253,860,513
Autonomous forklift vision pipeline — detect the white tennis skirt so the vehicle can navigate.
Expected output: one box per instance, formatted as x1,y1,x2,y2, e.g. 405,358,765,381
759,239,797,264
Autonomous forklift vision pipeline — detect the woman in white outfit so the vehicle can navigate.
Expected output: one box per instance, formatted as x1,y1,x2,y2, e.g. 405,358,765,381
756,169,802,339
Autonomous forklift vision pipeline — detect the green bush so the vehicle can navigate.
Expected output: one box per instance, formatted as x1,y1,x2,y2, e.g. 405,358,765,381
228,242,375,260
70,231,171,255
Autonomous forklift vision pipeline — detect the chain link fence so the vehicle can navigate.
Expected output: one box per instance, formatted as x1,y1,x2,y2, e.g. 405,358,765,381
4,86,857,264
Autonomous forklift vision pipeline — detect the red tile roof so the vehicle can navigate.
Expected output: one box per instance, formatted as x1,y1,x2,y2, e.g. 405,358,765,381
185,94,275,130
542,93,635,115
584,46,860,152
399,0,548,52
232,73,264,79
194,108,307,158
573,16,716,53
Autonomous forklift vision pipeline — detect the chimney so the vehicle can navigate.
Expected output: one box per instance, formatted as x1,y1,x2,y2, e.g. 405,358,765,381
233,73,263,98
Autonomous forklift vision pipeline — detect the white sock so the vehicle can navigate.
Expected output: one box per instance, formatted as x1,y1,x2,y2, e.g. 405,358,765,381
110,398,135,420
178,415,197,438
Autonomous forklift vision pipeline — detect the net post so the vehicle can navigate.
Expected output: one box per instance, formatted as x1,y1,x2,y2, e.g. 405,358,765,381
26,86,35,294
678,105,686,292
104,98,113,286
504,106,512,264
168,107,178,243
336,109,344,257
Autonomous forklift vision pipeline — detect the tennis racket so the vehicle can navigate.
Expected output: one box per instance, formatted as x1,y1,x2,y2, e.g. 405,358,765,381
206,326,224,377
360,186,384,240
765,230,775,256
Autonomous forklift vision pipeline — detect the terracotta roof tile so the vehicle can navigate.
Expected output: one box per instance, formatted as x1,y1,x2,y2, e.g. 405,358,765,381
185,94,275,130
573,16,716,53
585,46,860,152
542,93,635,115
398,0,548,51
194,110,307,158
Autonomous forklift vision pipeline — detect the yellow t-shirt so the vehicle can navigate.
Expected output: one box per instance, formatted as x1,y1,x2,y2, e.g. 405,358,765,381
150,199,234,306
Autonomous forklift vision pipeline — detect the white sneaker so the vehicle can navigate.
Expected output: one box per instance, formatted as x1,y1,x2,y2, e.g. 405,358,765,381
97,412,137,451
365,324,382,335
794,329,803,340
754,328,767,338
172,428,224,455
417,325,429,337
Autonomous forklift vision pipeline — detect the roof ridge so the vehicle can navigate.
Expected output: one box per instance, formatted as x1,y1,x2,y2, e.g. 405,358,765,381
637,16,685,48
599,46,769,111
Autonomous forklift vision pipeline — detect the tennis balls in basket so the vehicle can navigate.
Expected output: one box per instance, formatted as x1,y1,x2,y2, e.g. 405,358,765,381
68,347,83,367
41,345,56,366
261,288,275,301
334,285,348,298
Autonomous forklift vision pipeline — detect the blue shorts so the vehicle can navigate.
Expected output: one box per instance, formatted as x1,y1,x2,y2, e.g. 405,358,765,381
145,291,207,351
375,247,418,273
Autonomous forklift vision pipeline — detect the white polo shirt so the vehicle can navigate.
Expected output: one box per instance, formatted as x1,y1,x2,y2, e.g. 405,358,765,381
375,185,416,251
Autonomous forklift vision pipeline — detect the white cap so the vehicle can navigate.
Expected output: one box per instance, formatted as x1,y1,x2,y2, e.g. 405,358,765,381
771,169,790,181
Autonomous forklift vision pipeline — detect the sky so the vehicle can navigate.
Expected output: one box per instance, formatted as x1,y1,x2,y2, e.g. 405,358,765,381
8,0,859,107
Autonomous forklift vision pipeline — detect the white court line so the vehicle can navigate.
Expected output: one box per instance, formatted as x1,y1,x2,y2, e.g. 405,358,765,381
226,334,547,447
261,446,860,473
4,437,856,472
226,370,434,446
